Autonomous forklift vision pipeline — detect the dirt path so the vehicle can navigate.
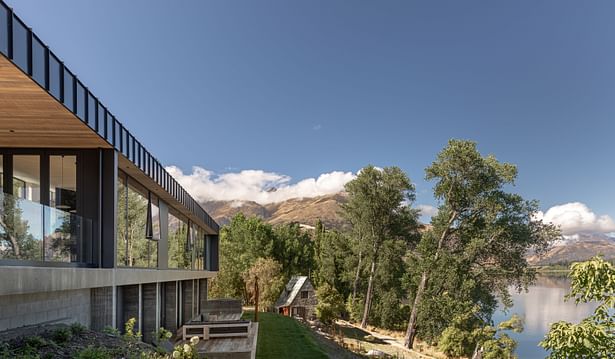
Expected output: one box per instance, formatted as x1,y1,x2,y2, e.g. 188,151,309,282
337,320,439,359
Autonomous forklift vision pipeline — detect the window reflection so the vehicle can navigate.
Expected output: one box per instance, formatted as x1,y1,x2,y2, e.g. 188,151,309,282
46,155,78,263
168,209,189,269
3,155,43,261
116,171,158,268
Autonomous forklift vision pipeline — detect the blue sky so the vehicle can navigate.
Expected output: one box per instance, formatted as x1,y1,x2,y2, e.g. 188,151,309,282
7,0,615,228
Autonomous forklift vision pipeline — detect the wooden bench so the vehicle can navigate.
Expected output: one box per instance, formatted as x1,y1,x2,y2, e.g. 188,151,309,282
179,320,251,341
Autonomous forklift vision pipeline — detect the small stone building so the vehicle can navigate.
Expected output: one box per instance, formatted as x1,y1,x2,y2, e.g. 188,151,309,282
274,276,318,320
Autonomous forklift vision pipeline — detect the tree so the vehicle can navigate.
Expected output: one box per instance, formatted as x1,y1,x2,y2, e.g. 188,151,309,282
243,257,285,310
404,139,560,348
540,256,615,358
439,307,523,359
342,165,420,328
272,222,314,279
0,194,42,260
315,283,345,325
210,214,275,300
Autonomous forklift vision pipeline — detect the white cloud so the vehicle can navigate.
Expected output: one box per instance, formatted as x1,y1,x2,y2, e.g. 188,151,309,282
166,166,356,204
534,202,615,235
417,204,439,218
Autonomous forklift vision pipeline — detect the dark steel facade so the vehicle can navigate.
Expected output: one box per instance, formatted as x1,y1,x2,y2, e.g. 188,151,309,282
0,0,218,233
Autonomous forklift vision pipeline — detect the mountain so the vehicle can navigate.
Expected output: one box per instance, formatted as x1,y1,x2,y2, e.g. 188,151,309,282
203,195,615,266
527,233,615,266
202,192,349,230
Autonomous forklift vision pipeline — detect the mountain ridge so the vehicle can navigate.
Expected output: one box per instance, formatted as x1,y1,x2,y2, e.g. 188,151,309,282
201,193,615,265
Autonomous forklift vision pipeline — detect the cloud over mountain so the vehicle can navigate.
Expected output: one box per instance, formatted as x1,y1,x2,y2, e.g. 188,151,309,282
534,202,615,235
166,166,356,204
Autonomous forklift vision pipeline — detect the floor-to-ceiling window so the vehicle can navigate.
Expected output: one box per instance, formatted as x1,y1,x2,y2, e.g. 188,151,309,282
116,170,158,268
0,152,84,263
168,208,190,269
46,155,78,262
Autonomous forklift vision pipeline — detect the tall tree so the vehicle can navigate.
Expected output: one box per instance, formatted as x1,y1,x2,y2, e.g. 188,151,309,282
404,139,559,348
243,257,286,310
343,165,420,328
272,222,314,279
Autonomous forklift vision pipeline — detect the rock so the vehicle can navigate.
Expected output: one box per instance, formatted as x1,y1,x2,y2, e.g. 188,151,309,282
366,349,387,357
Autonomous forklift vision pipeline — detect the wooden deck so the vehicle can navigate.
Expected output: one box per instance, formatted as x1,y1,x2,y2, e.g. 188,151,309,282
180,322,258,359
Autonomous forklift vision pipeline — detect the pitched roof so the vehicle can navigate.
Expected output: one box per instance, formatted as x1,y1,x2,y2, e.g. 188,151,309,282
275,276,309,308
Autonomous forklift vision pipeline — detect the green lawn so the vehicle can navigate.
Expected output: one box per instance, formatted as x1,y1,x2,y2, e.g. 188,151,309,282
243,311,328,359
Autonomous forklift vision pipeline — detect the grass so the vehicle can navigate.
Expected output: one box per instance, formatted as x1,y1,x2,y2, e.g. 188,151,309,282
243,311,328,359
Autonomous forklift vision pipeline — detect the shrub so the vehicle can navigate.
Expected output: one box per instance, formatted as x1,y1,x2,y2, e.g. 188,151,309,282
123,318,142,342
70,322,87,336
24,335,48,349
102,326,120,337
51,328,72,344
73,346,110,359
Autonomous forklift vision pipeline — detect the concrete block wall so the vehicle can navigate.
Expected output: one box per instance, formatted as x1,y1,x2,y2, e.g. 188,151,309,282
0,289,90,332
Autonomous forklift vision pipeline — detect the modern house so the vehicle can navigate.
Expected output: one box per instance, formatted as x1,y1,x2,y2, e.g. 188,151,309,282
275,276,317,320
0,1,219,343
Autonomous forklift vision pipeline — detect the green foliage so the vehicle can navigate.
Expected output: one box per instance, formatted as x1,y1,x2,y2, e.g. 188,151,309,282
406,139,560,347
211,214,317,304
438,307,522,359
243,257,286,309
540,256,615,358
210,214,276,300
73,346,111,359
272,223,314,279
123,317,142,342
170,336,200,359
24,335,48,349
342,165,420,327
153,327,172,344
69,322,87,336
51,328,72,344
315,283,345,324
102,326,120,337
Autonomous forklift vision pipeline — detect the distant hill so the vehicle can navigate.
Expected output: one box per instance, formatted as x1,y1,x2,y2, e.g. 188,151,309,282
527,233,615,266
203,195,615,266
202,192,349,230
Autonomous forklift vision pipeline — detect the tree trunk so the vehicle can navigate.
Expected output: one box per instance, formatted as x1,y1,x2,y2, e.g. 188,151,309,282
404,271,427,347
0,217,20,257
404,210,457,349
360,258,376,328
351,250,362,306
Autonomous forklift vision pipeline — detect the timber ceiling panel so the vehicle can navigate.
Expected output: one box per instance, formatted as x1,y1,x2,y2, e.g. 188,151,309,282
0,55,110,148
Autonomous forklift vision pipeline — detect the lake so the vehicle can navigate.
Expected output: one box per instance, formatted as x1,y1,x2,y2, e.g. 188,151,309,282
492,274,598,359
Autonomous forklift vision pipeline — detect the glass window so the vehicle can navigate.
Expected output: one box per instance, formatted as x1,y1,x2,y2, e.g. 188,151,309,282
32,36,45,87
2,155,43,261
168,208,189,269
63,69,74,110
49,155,77,212
11,17,28,72
88,93,96,128
48,54,61,100
0,5,7,55
46,155,78,262
76,82,85,121
117,173,127,266
116,171,157,268
151,194,160,240
13,155,40,203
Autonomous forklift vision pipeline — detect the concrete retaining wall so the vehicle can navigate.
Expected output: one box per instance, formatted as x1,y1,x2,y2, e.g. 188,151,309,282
0,289,90,332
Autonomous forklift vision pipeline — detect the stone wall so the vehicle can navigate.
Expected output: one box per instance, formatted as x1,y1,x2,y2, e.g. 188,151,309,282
0,289,90,332
290,280,318,320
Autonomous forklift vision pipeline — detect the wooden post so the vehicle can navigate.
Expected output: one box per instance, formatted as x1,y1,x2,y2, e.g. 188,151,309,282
254,275,259,322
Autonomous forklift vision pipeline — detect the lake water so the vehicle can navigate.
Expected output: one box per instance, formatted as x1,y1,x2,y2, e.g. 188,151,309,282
492,274,598,359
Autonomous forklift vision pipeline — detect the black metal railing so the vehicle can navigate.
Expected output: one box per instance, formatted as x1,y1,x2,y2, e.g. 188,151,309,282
0,1,218,232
